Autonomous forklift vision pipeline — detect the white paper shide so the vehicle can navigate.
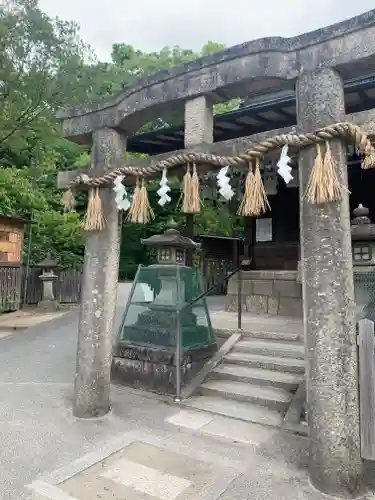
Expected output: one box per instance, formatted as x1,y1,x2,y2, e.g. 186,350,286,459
216,166,234,200
277,145,294,184
157,168,171,206
113,175,131,211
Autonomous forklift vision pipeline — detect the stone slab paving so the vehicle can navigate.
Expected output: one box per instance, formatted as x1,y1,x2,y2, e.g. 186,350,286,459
166,409,278,445
1,287,373,500
27,428,242,500
26,413,375,500
207,303,303,335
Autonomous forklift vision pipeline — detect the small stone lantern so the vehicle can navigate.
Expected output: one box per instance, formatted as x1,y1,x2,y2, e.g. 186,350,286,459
351,204,375,321
141,219,199,307
142,219,198,267
37,254,59,311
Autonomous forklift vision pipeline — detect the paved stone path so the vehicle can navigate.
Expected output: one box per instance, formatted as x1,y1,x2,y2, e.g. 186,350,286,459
0,309,67,331
0,284,374,500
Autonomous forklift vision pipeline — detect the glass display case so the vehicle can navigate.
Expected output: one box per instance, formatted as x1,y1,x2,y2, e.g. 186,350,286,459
117,264,215,350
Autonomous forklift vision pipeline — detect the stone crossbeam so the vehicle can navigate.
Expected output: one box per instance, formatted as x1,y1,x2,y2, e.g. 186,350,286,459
57,108,375,189
57,11,375,142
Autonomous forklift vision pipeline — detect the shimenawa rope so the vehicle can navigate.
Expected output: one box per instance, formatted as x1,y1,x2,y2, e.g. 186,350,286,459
61,121,375,231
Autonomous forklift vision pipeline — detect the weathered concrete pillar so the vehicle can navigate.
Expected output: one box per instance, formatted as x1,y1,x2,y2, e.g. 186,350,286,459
184,96,213,264
74,127,125,419
296,68,363,497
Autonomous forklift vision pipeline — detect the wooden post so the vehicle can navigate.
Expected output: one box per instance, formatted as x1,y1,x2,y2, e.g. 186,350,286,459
358,318,375,460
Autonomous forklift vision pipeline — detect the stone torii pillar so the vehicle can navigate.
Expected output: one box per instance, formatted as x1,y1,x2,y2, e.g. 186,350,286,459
183,96,214,264
297,68,363,496
74,128,126,419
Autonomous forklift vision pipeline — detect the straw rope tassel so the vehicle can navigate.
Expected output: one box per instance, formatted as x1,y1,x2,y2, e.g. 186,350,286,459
250,159,270,216
237,162,254,217
137,178,155,224
83,187,105,231
190,163,201,213
127,178,141,223
304,142,345,204
182,163,193,213
304,144,325,204
61,188,75,212
322,141,346,202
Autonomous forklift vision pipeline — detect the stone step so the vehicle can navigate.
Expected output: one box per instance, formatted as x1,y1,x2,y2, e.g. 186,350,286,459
214,328,302,342
211,363,303,390
199,380,292,411
183,395,282,427
224,351,305,374
234,339,305,359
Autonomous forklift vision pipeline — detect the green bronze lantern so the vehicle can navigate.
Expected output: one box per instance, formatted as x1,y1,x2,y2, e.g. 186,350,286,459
112,220,217,395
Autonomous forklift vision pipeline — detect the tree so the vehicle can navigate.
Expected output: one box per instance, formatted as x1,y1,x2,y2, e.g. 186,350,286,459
0,0,92,167
0,0,241,272
0,164,84,267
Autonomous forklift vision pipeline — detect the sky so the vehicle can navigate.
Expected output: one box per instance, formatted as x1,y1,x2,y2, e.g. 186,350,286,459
38,0,375,61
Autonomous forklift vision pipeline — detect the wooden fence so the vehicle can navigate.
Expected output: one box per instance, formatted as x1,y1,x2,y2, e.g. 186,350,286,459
0,266,82,311
358,318,375,460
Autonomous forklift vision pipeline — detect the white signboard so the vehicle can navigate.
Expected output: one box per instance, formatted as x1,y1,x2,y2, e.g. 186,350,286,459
256,218,272,242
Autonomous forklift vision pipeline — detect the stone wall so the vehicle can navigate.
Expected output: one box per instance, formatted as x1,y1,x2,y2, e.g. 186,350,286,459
225,270,302,317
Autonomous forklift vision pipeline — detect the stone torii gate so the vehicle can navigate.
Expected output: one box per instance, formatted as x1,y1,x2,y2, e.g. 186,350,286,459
57,11,375,498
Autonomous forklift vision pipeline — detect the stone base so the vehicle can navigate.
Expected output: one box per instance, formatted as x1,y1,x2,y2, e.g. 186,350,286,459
225,270,302,317
37,299,60,312
111,342,217,395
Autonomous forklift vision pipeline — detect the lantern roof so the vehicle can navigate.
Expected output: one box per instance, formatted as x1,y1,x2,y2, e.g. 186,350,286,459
37,253,58,268
141,219,199,250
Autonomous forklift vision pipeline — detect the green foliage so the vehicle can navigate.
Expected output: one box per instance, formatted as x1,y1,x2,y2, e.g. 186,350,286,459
0,0,241,272
0,167,46,216
0,166,84,266
29,210,84,268
0,0,92,167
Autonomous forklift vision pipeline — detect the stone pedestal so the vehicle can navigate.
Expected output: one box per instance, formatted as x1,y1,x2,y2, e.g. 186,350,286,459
74,128,125,419
113,302,215,395
226,270,302,317
297,68,363,496
112,298,216,395
112,341,216,395
38,272,59,311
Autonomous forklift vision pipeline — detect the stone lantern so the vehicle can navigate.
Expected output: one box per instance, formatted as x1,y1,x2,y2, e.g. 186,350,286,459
37,254,59,311
112,220,216,395
140,219,198,307
351,204,375,321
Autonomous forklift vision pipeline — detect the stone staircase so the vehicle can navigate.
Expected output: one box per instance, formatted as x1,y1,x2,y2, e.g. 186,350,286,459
183,330,305,428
